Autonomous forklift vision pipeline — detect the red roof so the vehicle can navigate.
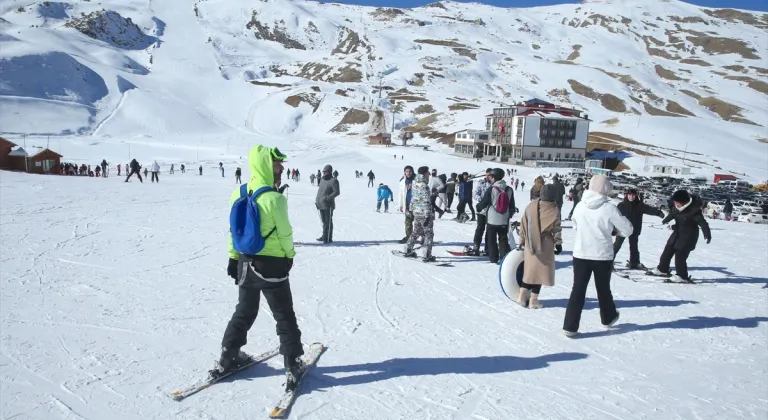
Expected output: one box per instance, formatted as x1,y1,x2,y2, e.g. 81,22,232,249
0,137,17,148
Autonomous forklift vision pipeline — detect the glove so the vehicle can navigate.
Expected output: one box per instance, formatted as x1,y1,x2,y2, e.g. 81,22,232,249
706,237,711,244
554,244,562,255
227,258,238,281
515,207,519,214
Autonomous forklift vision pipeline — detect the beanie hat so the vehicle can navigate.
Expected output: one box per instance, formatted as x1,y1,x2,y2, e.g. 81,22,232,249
491,168,505,181
539,184,557,202
671,190,691,204
588,174,613,196
417,166,430,175
323,164,333,173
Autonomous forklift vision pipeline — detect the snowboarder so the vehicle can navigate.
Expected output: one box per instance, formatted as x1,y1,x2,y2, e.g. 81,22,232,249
235,167,241,183
563,175,633,337
212,145,306,393
376,183,394,212
403,166,436,262
367,170,375,187
613,188,664,269
151,160,160,183
647,190,711,282
566,178,585,221
518,184,562,308
315,165,340,243
125,159,143,183
476,168,516,264
397,166,416,243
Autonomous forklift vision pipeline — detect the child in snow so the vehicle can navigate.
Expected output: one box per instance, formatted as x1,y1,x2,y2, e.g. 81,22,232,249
376,183,394,213
648,190,711,283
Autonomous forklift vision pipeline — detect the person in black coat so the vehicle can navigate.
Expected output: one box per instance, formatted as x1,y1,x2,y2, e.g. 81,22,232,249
614,188,664,269
649,190,711,282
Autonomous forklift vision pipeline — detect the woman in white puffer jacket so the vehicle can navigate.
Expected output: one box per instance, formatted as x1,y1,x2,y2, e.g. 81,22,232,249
562,174,633,337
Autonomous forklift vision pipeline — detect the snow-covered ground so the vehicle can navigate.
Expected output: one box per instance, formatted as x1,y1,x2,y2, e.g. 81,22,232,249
2,139,767,419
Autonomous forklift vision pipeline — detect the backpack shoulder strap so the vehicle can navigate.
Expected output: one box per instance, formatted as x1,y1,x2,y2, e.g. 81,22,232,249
250,186,278,239
239,183,248,197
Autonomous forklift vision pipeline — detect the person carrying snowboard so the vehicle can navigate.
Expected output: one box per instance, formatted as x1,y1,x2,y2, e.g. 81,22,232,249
403,166,436,262
315,165,340,243
212,145,305,392
476,168,516,264
613,188,664,270
647,190,711,283
376,183,394,212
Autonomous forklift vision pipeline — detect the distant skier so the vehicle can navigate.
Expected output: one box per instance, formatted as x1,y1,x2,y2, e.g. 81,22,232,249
647,190,711,283
181,164,185,173
151,160,160,183
367,170,375,187
211,145,306,393
403,166,436,262
315,165,340,243
170,164,175,174
199,165,203,176
125,159,143,183
235,167,241,183
100,159,107,177
376,183,394,213
221,166,225,178
723,198,733,221
309,173,316,186
117,163,122,176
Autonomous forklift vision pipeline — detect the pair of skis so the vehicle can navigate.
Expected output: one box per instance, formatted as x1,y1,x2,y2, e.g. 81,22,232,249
613,263,696,284
170,342,327,419
390,250,453,266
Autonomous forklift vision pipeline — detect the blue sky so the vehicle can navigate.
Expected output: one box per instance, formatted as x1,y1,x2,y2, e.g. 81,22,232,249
319,0,768,12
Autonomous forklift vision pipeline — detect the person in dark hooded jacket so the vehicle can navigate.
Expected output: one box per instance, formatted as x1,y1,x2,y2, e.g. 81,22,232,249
648,190,711,282
613,188,664,269
315,165,340,243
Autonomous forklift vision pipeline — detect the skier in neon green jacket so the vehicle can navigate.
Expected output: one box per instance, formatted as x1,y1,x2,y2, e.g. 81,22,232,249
213,144,305,393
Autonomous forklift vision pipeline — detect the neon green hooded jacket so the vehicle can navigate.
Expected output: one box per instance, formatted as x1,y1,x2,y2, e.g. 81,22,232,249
228,145,296,260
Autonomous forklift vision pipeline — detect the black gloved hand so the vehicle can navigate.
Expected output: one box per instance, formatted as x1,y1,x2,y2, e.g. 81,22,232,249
554,244,563,255
706,237,711,244
227,258,238,281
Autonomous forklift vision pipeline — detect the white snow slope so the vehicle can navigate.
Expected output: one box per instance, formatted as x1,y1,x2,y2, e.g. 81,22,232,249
1,137,767,419
1,0,768,180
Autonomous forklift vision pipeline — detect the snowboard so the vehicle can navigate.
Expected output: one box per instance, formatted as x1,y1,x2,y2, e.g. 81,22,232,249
390,250,453,267
446,249,487,257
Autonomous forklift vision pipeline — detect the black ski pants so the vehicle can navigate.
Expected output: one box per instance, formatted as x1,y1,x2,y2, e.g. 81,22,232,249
446,191,454,210
568,199,580,219
368,178,374,187
125,169,143,182
319,209,334,242
151,172,159,183
563,258,617,333
221,279,303,360
431,194,444,218
657,244,692,279
521,283,542,294
485,224,510,264
613,235,640,266
473,214,488,248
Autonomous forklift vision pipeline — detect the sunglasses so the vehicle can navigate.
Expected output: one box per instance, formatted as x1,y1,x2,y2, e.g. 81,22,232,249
271,147,287,162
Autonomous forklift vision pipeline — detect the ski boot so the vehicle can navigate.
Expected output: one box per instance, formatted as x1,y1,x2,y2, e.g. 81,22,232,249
422,255,436,263
208,347,252,380
626,261,646,270
403,250,418,258
284,355,306,393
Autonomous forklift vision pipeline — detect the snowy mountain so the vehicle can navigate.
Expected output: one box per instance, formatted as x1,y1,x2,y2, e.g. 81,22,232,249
1,0,767,179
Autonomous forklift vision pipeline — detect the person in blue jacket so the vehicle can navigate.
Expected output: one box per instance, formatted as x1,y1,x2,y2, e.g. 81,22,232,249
376,183,394,212
454,172,475,222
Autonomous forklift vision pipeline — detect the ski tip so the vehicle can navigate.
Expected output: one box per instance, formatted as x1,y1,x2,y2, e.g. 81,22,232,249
269,408,288,419
170,392,183,401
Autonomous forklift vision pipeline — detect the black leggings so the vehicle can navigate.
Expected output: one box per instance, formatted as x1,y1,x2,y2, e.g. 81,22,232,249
521,283,542,294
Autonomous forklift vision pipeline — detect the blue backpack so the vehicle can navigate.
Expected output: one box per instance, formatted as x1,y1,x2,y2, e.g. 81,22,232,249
230,184,276,255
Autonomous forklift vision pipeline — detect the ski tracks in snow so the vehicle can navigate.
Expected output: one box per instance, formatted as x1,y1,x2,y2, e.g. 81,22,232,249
374,276,400,332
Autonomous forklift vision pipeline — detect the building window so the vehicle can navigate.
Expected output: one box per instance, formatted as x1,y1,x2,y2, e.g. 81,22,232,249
531,152,536,158
556,153,561,159
479,134,488,141
539,152,544,158
568,131,574,138
454,145,460,153
565,153,570,159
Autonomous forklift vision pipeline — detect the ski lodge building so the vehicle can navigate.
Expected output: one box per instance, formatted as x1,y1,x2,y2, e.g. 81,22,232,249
464,99,590,167
453,129,490,158
0,137,63,174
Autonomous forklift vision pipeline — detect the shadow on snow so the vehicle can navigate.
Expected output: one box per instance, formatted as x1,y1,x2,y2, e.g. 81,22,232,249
544,298,698,310
576,316,768,339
